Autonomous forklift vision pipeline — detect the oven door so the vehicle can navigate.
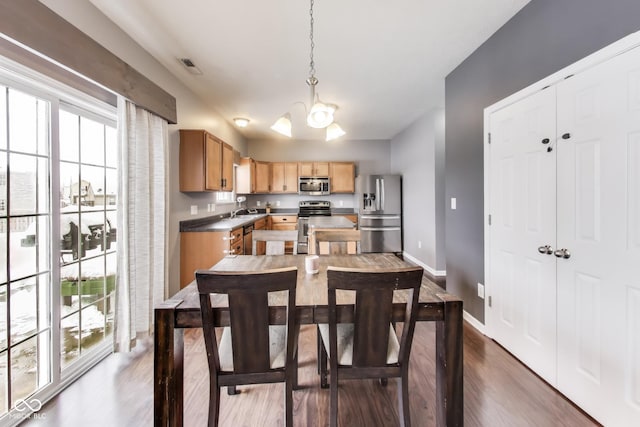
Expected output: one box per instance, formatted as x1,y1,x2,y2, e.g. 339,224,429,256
296,217,309,254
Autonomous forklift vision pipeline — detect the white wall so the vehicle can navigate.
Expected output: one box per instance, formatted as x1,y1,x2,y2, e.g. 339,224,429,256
390,107,446,274
41,0,248,296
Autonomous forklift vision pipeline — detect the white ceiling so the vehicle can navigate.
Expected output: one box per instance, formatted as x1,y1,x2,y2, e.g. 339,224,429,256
89,0,530,141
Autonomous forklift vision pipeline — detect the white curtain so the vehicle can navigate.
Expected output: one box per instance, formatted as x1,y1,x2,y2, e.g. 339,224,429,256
114,99,168,352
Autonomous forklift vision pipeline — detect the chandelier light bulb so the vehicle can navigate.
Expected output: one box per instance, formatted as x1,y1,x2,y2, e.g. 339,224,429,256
271,113,292,137
325,122,346,141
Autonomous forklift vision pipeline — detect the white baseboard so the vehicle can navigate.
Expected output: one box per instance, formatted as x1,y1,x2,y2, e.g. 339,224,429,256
463,310,487,335
402,252,446,278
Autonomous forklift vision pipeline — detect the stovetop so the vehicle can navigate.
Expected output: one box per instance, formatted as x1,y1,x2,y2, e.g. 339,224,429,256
298,200,332,217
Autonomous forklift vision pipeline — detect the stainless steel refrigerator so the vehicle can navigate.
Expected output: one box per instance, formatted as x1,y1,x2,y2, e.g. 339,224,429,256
356,174,402,253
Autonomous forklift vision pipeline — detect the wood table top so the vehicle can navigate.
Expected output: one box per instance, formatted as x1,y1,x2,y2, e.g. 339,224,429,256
167,254,456,315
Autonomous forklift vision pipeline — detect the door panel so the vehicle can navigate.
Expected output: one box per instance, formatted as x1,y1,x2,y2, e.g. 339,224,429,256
488,87,557,385
556,44,640,425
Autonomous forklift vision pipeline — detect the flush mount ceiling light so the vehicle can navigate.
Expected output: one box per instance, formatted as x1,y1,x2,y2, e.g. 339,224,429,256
271,0,345,141
233,117,250,128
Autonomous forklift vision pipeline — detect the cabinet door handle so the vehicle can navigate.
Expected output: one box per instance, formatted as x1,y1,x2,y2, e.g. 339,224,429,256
538,245,553,255
554,248,571,259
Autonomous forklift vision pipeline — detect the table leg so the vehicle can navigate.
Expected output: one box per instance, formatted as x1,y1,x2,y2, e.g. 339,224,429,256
435,298,463,427
154,300,184,427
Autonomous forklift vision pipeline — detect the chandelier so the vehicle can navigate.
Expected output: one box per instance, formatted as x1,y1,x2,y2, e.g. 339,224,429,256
271,0,346,141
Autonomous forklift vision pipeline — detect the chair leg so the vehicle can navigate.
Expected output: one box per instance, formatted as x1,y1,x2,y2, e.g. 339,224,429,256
209,384,220,427
285,375,294,427
227,385,238,395
317,327,329,388
329,368,338,427
397,373,411,427
293,343,299,390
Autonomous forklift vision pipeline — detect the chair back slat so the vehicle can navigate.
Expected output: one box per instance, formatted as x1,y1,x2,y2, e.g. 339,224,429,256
228,291,271,373
196,267,297,374
314,229,361,255
352,288,394,367
327,266,423,368
252,230,298,255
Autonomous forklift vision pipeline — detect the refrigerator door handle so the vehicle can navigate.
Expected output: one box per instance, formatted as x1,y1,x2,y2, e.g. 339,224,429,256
360,227,402,231
375,178,381,211
380,178,385,211
360,215,401,220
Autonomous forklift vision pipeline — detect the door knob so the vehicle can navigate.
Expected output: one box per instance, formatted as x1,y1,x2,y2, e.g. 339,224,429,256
554,248,571,259
538,245,553,255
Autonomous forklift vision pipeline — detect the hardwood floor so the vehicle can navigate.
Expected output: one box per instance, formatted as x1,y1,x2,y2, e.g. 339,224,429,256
23,322,599,426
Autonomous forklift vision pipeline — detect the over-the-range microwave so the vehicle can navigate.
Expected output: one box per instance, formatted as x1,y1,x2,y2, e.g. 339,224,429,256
298,176,330,195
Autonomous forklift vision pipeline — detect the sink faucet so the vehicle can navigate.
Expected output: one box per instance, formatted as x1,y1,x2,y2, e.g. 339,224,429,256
230,209,244,218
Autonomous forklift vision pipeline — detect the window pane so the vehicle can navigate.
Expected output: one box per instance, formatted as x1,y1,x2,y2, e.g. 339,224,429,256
0,86,6,150
0,285,6,351
105,126,116,167
60,213,81,264
0,219,6,285
10,336,38,406
80,303,106,354
9,278,37,344
60,262,79,310
9,154,36,215
80,164,104,210
80,117,104,166
0,351,7,416
0,151,6,216
105,168,117,208
78,256,105,306
37,156,49,215
59,110,79,162
60,312,78,368
8,88,38,154
10,217,48,281
60,161,79,210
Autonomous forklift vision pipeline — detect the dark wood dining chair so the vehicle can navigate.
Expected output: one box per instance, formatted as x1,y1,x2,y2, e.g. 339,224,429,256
252,229,298,255
196,267,299,427
313,229,361,255
318,266,424,427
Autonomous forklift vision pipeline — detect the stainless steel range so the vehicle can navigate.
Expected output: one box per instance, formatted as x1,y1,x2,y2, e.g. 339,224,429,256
297,200,331,254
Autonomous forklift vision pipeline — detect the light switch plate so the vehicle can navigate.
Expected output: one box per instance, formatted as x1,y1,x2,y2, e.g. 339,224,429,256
451,197,457,210
190,205,198,215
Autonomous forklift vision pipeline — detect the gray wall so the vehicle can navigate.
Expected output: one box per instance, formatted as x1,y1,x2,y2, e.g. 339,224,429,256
390,108,445,273
445,0,640,322
245,138,390,209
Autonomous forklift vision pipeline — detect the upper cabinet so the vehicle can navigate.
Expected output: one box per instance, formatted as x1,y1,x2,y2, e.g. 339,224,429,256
179,129,233,192
271,162,298,193
255,161,271,193
236,158,355,194
299,161,329,177
237,158,272,194
329,162,355,193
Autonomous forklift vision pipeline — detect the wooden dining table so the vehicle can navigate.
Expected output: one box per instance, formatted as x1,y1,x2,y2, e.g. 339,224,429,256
154,253,463,426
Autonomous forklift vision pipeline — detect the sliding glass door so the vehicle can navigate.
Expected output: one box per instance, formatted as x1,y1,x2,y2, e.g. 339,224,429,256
0,61,117,421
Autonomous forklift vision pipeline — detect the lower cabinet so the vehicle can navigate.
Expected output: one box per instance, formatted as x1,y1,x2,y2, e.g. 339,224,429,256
180,227,243,288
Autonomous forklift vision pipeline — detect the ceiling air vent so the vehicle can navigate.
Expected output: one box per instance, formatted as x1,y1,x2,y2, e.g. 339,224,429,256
178,58,202,75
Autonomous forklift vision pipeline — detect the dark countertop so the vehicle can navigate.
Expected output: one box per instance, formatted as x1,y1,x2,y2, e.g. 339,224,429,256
180,207,356,232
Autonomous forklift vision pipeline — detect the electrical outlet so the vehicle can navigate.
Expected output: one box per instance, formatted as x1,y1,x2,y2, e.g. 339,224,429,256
339,200,344,207
276,201,281,207
477,283,485,299
256,201,261,206
418,240,422,249
451,197,457,210
190,205,198,215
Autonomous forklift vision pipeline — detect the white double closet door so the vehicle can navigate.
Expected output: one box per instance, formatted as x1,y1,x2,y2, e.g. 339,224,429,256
487,43,640,426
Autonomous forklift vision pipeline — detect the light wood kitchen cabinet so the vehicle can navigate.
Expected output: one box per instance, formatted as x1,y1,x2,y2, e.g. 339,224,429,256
253,216,268,255
255,161,272,193
220,142,234,191
180,227,243,288
269,215,297,253
236,158,272,194
271,162,298,193
329,162,355,193
179,129,233,192
298,161,329,177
